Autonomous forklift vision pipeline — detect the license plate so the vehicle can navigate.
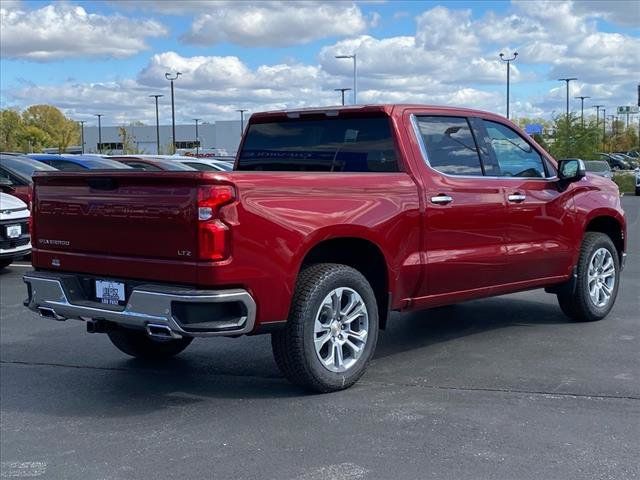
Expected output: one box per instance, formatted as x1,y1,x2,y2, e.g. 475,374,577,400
95,280,125,305
6,224,21,239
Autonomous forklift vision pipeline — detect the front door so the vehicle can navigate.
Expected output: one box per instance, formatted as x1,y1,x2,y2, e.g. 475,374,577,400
479,119,576,283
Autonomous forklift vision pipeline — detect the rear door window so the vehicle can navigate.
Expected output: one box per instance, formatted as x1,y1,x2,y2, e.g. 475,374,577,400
237,116,398,172
414,116,483,176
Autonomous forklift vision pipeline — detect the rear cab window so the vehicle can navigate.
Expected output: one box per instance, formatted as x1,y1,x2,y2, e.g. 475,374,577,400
237,115,398,172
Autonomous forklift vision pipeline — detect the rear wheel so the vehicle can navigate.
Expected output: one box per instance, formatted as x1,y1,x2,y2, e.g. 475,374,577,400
557,232,620,322
271,263,379,393
107,328,193,359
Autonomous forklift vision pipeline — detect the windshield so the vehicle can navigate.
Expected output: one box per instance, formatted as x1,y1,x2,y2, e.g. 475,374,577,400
237,115,398,172
585,161,609,172
78,157,133,169
1,155,57,179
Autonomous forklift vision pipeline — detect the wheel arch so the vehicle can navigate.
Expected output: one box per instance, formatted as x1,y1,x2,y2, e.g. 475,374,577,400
584,215,625,263
298,235,391,329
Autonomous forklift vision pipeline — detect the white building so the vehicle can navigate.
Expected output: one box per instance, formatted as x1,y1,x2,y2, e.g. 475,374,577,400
81,121,243,155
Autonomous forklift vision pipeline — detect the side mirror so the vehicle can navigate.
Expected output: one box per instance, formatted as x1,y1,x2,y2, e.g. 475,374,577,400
558,158,586,182
0,178,15,193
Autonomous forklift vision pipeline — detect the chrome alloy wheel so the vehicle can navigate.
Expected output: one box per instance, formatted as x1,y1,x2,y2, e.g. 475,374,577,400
587,247,616,308
313,287,369,373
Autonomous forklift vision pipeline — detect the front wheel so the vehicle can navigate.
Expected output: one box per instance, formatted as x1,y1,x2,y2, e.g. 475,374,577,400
557,232,620,322
271,263,379,393
107,328,193,359
0,259,13,270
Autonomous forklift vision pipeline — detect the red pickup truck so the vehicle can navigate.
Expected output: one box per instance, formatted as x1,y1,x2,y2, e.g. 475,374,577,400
24,105,626,392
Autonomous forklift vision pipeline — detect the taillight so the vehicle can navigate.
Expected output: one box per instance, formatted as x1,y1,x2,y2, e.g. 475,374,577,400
197,185,235,260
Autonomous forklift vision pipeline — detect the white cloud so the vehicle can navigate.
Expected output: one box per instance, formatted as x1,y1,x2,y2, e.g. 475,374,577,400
571,0,640,27
0,3,167,61
1,0,638,124
178,1,370,47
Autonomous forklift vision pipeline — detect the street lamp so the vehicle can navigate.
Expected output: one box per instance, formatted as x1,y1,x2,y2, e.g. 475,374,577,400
499,52,518,119
78,120,85,154
335,54,357,104
575,95,590,128
194,118,200,156
334,88,352,106
149,94,163,154
165,72,182,154
94,114,103,153
592,104,604,130
558,78,577,126
236,109,248,137
602,108,606,150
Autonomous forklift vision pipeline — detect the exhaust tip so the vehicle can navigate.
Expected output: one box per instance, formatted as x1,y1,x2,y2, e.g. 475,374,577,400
146,323,181,339
38,307,65,321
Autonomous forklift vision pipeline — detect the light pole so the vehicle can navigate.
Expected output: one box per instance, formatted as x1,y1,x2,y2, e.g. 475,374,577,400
608,114,616,137
499,52,518,119
592,104,604,129
165,72,182,154
94,114,103,153
335,54,357,104
334,88,352,106
194,118,200,156
558,78,577,127
602,108,606,150
78,120,85,154
575,95,590,128
149,94,163,154
236,109,248,137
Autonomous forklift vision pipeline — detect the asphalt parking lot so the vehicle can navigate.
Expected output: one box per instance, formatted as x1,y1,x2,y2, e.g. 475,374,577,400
1,196,638,480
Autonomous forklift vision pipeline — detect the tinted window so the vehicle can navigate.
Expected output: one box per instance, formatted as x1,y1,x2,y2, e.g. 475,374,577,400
415,116,482,176
237,116,398,172
483,121,546,178
49,160,86,171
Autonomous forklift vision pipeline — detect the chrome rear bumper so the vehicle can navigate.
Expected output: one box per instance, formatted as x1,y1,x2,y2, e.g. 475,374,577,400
23,271,256,337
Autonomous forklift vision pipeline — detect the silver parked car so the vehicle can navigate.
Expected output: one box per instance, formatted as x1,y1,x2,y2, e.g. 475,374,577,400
584,160,613,179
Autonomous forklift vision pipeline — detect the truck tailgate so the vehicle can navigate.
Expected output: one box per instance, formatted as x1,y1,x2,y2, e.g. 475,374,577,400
32,171,220,283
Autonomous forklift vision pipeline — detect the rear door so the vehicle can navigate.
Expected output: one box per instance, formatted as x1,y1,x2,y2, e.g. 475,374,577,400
478,119,575,283
408,113,509,299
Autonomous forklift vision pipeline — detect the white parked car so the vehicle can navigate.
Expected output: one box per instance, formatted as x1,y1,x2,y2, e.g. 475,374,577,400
0,187,31,269
165,156,233,172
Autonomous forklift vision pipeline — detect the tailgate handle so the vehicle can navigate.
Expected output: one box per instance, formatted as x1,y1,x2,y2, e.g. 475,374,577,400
88,178,118,190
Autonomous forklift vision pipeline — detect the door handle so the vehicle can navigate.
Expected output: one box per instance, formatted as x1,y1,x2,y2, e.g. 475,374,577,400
508,193,526,202
430,194,453,205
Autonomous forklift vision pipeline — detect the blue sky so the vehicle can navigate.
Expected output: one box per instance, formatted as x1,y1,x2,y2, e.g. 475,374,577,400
1,0,638,125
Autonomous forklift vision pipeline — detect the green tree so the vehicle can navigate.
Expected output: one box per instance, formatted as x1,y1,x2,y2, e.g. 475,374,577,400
0,109,25,152
22,104,79,153
18,125,52,153
548,113,601,159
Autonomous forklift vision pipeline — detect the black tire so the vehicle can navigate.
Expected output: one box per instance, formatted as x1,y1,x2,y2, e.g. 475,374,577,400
107,328,193,359
635,187,639,196
271,263,379,393
557,232,620,322
0,259,12,270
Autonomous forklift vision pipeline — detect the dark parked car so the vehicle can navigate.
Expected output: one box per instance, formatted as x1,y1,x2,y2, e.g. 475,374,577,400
584,160,613,179
598,153,630,170
0,153,57,204
28,154,132,171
